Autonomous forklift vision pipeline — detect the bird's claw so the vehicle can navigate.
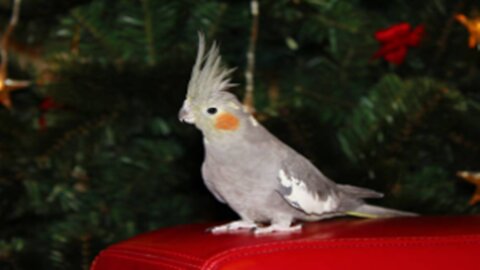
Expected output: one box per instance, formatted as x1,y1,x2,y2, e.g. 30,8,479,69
254,224,302,235
208,220,258,234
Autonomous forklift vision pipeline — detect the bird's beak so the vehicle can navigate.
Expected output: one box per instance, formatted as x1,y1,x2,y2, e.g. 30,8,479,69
178,100,195,124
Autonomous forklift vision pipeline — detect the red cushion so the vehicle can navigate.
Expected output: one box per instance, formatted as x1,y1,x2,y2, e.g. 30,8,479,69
91,216,480,270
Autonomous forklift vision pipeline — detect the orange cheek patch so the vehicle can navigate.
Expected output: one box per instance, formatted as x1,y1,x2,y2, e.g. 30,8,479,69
215,112,240,131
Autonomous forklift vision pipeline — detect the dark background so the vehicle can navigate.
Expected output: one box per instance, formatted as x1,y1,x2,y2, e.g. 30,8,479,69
0,0,479,269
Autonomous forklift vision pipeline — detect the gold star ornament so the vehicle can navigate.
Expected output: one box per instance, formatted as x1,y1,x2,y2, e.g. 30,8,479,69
0,74,30,109
0,0,29,109
455,14,480,49
457,171,480,205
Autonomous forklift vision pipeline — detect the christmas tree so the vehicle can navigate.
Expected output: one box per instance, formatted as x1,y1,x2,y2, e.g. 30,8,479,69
0,0,479,269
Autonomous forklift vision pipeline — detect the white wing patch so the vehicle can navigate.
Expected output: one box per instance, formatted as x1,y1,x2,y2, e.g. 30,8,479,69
278,169,338,215
249,116,259,127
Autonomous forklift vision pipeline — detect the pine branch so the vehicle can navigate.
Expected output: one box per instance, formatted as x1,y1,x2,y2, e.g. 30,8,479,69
314,14,358,33
337,74,465,162
141,0,156,66
448,132,480,152
80,234,91,270
70,24,82,55
71,9,119,59
298,87,355,108
243,0,259,114
205,3,228,37
432,2,464,64
38,112,118,161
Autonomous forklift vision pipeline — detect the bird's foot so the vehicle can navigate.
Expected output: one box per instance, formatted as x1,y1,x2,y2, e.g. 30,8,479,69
254,224,302,235
208,220,258,234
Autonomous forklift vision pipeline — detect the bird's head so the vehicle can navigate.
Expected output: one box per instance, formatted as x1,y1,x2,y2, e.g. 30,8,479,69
179,34,253,139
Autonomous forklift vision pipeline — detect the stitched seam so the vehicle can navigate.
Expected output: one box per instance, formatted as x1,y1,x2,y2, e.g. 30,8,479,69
208,234,480,259
111,244,204,262
95,251,185,270
203,235,480,270
206,239,480,270
115,250,202,269
107,250,202,269
141,259,183,270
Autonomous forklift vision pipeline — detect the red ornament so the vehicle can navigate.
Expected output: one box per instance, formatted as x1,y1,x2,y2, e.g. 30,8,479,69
373,22,425,65
38,97,63,130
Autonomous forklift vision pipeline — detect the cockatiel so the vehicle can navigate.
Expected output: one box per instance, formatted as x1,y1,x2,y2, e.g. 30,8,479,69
179,34,415,234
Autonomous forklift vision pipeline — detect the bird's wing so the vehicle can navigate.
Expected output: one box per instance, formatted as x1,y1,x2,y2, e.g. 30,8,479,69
276,154,342,215
202,162,227,204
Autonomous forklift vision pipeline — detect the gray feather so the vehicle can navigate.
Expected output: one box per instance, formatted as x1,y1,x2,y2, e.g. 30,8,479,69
187,33,236,102
338,184,383,199
351,204,417,218
278,155,338,201
201,162,227,204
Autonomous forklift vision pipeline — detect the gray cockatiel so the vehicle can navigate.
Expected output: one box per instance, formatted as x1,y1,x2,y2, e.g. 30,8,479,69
178,34,415,234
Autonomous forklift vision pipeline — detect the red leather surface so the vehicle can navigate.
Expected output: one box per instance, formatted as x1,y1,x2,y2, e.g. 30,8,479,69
91,216,480,270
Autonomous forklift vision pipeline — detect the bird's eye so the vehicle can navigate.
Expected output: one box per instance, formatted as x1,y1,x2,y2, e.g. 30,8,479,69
207,107,218,115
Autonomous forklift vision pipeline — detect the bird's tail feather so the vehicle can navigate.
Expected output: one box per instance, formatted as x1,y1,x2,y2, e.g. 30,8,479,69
338,184,384,199
346,204,417,219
